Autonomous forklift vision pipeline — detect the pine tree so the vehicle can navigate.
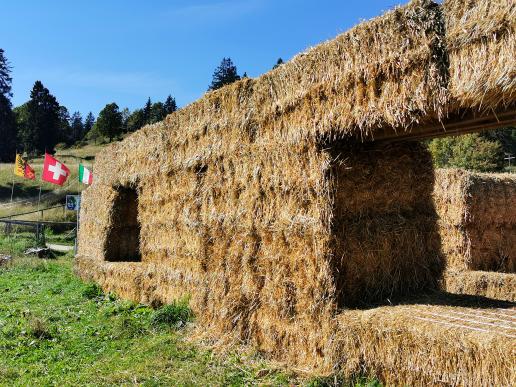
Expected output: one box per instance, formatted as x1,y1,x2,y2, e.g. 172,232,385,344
150,102,166,124
0,49,13,98
96,103,123,142
273,58,284,69
121,107,130,133
126,109,145,132
70,111,84,143
0,94,16,161
208,57,240,91
19,81,61,154
84,112,95,136
0,48,16,161
58,105,71,145
143,97,152,124
164,95,177,115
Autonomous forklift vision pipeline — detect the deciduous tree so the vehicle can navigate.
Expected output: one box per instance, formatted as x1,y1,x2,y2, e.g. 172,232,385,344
96,103,122,142
428,133,504,172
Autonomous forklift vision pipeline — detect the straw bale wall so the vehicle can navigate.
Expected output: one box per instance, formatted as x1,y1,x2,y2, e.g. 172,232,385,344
77,137,444,370
434,169,516,273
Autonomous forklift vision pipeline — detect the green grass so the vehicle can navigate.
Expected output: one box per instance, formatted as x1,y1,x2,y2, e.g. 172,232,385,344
0,232,38,256
0,254,297,386
0,228,74,258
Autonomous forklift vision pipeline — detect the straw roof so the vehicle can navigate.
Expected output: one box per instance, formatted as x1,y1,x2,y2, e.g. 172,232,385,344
92,0,514,176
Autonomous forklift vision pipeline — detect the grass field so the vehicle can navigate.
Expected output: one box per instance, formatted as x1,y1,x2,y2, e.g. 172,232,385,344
0,143,104,220
0,143,102,197
0,255,288,386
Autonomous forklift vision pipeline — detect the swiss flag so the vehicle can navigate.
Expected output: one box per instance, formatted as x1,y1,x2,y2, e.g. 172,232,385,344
42,153,70,186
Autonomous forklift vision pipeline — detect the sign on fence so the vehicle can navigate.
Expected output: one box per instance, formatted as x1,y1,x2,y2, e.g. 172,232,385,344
66,195,81,211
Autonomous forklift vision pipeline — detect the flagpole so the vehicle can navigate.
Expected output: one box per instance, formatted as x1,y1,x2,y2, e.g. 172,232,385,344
38,151,44,215
75,192,81,256
10,152,16,203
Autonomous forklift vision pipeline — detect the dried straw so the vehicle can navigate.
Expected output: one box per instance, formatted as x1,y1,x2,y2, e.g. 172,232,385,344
444,270,516,302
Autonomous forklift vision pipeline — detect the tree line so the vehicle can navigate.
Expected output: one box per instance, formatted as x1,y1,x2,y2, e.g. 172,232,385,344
4,46,511,172
0,49,180,161
0,51,260,162
86,95,178,143
428,131,516,172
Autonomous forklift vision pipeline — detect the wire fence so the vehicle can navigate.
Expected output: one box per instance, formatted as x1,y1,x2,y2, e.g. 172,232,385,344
0,180,80,210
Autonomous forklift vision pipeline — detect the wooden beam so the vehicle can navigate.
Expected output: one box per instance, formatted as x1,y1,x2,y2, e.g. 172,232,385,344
369,107,516,143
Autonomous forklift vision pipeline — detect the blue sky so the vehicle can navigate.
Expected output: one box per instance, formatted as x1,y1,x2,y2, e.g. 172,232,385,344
2,0,403,117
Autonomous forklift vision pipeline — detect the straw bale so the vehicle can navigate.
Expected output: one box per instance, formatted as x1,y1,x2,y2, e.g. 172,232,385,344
76,252,516,384
444,270,516,302
444,0,516,111
253,0,448,140
434,169,516,273
335,304,516,386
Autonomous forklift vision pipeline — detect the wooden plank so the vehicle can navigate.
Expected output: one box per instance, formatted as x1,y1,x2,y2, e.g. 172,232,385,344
369,107,516,143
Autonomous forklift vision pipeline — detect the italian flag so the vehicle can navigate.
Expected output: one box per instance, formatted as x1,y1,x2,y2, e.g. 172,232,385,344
79,164,93,185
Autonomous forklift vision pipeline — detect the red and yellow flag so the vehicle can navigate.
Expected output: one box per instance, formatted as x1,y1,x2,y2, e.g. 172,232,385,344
14,154,36,180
